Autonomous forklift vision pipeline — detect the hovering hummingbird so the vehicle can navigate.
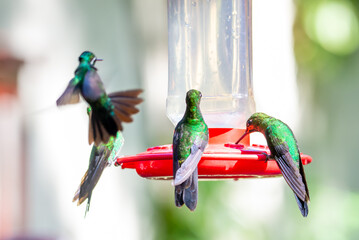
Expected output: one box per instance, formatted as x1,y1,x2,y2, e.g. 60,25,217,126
235,112,310,217
73,129,124,215
57,51,143,146
172,89,209,211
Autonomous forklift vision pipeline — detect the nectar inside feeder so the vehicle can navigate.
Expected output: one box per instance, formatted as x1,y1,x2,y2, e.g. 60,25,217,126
115,0,312,179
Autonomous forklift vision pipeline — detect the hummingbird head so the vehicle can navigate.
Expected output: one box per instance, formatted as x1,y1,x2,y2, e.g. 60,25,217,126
246,112,270,133
235,112,270,144
78,51,102,65
186,89,202,107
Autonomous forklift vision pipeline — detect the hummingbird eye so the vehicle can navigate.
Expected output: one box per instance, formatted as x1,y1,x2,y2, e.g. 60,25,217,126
247,119,253,127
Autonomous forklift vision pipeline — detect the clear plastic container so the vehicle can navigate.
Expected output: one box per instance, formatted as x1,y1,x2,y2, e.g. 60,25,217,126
167,0,256,128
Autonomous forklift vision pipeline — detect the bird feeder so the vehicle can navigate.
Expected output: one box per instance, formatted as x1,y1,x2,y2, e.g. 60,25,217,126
115,0,312,179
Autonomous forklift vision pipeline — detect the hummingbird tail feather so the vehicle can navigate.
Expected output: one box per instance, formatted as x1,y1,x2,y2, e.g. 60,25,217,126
56,79,80,106
85,193,92,217
73,145,110,215
87,89,143,145
88,106,117,145
108,89,143,101
73,168,90,205
73,187,80,202
294,194,309,217
82,148,109,214
113,107,133,123
175,177,192,208
175,187,184,207
109,89,143,123
184,168,198,211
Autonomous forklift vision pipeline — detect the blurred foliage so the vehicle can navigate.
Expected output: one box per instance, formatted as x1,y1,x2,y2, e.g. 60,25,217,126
294,0,359,238
149,182,230,240
294,0,359,189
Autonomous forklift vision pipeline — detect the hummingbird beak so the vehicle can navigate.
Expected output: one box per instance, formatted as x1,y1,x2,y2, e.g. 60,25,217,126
235,129,250,144
96,58,103,62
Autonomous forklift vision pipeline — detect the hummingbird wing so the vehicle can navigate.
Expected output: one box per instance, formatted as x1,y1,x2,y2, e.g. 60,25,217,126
73,144,110,215
173,135,208,186
265,127,309,216
56,78,80,106
73,146,100,204
183,167,198,211
172,125,185,207
73,133,124,215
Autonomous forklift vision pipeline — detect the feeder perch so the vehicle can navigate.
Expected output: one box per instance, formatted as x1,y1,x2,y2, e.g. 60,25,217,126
115,0,312,179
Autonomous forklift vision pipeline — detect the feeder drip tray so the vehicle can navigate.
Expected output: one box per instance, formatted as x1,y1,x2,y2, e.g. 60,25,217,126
115,128,312,180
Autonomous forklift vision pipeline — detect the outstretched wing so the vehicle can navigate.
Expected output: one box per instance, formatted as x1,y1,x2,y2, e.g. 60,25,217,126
173,135,208,186
56,78,80,106
108,89,143,123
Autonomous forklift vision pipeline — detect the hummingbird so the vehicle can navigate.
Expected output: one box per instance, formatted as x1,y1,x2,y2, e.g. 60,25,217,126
235,112,310,217
57,51,143,146
73,128,124,215
172,89,209,211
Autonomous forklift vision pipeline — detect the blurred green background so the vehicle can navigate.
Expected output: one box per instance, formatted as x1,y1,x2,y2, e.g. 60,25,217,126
0,0,359,239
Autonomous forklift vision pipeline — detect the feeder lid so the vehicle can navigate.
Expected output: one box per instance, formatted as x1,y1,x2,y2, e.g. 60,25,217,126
115,128,312,180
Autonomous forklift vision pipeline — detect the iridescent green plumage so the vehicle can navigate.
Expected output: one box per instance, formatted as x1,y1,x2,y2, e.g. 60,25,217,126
236,112,310,217
173,89,209,211
73,131,124,215
57,51,143,146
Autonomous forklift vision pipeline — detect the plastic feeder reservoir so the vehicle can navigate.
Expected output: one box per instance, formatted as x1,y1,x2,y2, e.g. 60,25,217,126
115,0,312,179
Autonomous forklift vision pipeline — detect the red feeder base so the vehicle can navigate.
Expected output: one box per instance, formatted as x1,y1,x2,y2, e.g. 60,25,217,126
115,128,312,180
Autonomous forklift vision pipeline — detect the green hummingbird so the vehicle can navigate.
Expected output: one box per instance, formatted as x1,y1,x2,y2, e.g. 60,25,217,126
236,112,310,217
172,89,209,211
73,129,124,215
57,51,143,146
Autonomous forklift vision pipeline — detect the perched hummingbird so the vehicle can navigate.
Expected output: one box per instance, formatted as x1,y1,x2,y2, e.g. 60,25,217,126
57,51,143,146
236,112,310,217
73,129,124,215
172,89,209,211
